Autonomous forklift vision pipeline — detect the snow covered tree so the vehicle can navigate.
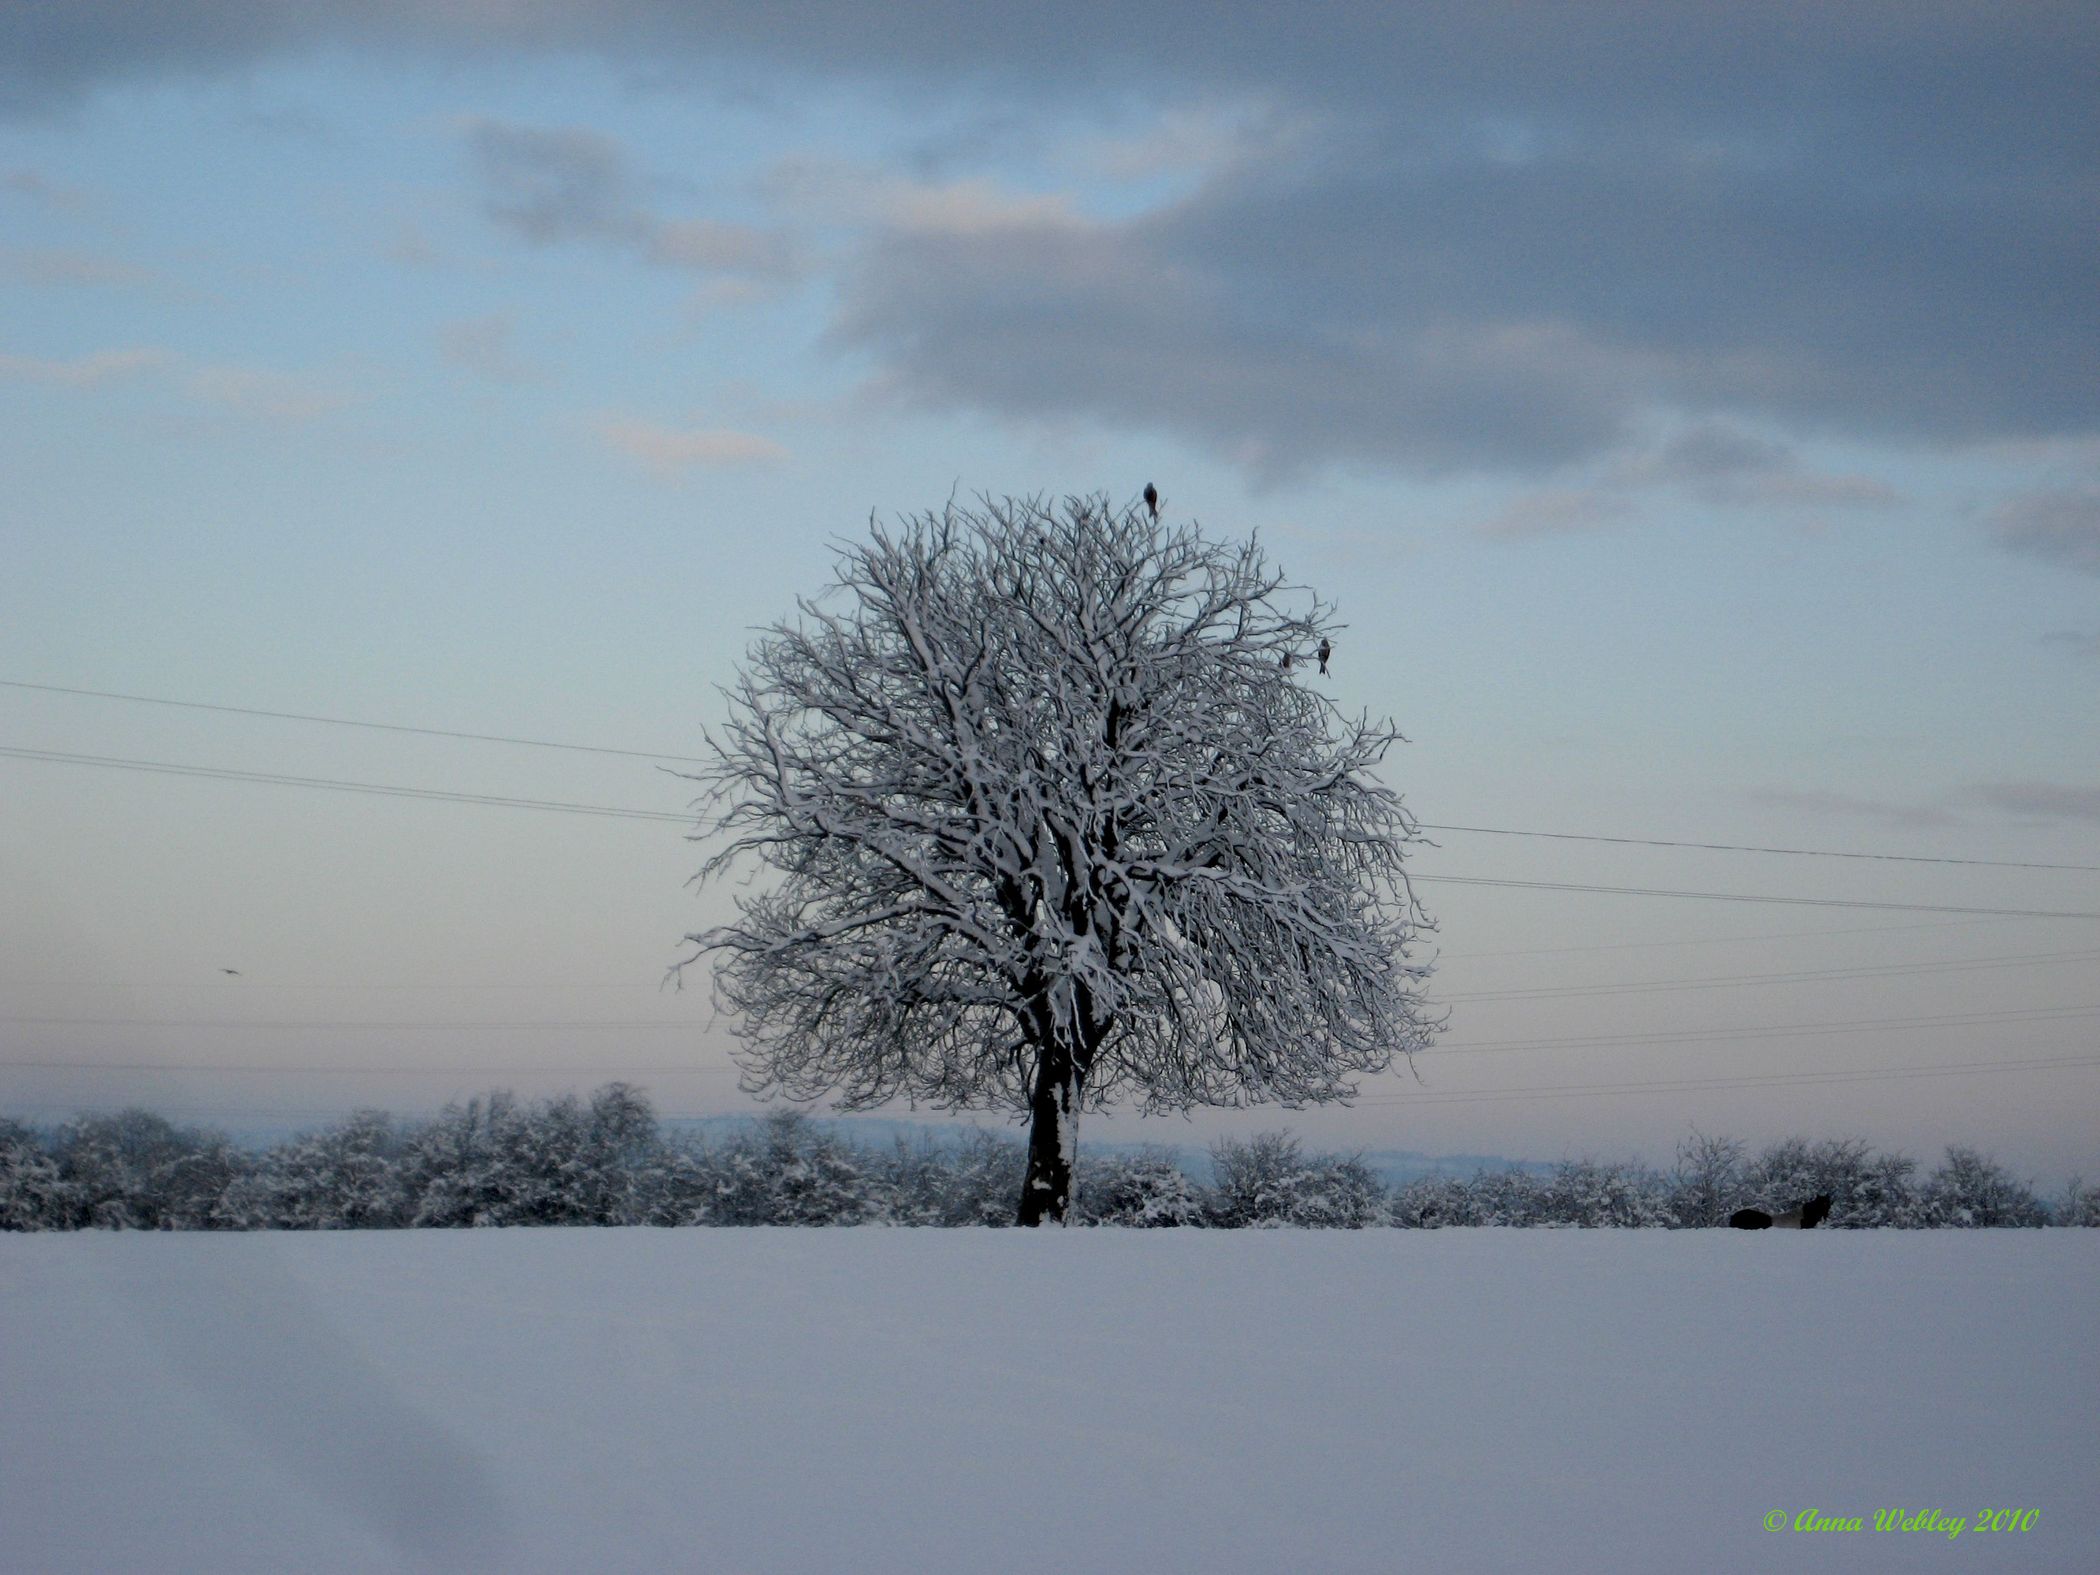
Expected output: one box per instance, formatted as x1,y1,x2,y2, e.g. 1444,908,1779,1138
1206,1131,1390,1228
218,1109,410,1230
0,1119,72,1231
683,494,1439,1224
2052,1176,2100,1227
1741,1136,1924,1228
48,1109,242,1230
1920,1147,2047,1228
1668,1130,1746,1228
1077,1146,1207,1227
1535,1158,1675,1229
695,1109,883,1226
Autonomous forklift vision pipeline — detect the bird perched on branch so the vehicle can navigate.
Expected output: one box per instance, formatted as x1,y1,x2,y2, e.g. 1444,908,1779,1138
1142,482,1158,522
1280,650,1294,673
1317,637,1331,676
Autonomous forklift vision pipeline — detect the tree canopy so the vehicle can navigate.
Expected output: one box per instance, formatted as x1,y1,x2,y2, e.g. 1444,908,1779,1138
681,493,1441,1221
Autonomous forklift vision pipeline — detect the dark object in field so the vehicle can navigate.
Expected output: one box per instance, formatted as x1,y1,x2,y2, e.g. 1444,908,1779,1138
1729,1193,1833,1229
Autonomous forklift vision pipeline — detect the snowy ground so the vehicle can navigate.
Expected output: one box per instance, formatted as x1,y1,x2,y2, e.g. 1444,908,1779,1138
3,1229,2094,1574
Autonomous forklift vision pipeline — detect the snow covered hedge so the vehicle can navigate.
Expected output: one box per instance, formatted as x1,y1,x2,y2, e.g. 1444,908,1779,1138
0,1091,2080,1230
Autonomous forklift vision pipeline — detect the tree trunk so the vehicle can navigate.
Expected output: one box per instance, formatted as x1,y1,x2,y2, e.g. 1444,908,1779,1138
1017,1051,1081,1227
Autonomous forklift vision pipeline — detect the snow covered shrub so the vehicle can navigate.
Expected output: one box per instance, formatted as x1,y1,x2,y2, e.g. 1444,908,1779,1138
1388,1174,1473,1228
1920,1147,2047,1228
0,1119,73,1231
217,1110,411,1229
1077,1147,1205,1227
1457,1167,1547,1228
402,1093,517,1227
48,1110,244,1230
922,1128,1027,1227
870,1133,968,1226
1668,1131,1746,1228
1206,1133,1389,1228
2052,1178,2100,1227
695,1110,885,1226
1534,1159,1677,1228
1739,1137,1925,1228
400,1085,692,1227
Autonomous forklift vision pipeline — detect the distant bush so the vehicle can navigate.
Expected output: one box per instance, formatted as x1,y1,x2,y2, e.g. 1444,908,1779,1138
1207,1132,1388,1228
1919,1147,2048,1229
2054,1177,2100,1228
0,1098,2086,1231
1077,1146,1207,1227
1390,1160,1672,1229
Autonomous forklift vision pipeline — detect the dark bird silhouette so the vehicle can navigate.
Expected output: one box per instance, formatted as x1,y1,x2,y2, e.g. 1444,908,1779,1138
220,968,241,976
1316,637,1331,676
1729,1193,1832,1230
1142,482,1158,522
1280,650,1294,672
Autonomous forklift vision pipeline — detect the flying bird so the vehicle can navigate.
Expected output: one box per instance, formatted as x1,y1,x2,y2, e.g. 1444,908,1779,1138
1316,637,1331,676
220,968,241,976
1142,482,1158,521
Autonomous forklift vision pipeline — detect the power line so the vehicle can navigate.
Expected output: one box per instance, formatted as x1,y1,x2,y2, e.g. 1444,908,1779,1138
1430,947,2100,1005
18,944,2094,1000
1412,873,2100,920
2,1017,709,1030
0,1059,740,1074
0,678,710,764
1418,1002,2100,1058
5,980,667,991
8,1053,2094,1110
1414,820,2098,872
9,1001,2093,1049
10,675,2094,873
8,743,2100,919
0,745,694,823
1356,1052,2100,1107
1440,915,2005,960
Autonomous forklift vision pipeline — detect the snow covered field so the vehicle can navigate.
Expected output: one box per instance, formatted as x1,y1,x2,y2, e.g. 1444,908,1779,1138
4,1229,2094,1574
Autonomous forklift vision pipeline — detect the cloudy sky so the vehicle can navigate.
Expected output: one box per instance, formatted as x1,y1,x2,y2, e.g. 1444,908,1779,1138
3,3,2095,1180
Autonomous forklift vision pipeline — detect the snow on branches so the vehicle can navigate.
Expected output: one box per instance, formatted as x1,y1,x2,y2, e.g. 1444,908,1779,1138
680,493,1440,1221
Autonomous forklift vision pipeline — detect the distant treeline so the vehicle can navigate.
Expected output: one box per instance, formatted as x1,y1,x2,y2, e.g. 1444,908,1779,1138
2,1085,2093,1231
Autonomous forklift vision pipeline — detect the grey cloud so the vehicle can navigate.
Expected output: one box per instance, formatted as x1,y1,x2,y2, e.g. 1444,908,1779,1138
1472,489,1627,542
6,5,2092,177
2038,630,2100,658
7,4,2093,477
1991,490,2100,576
2,167,86,207
437,313,538,384
468,120,636,246
464,117,795,281
0,245,159,288
835,213,1642,477
834,143,2093,476
1628,423,1900,509
1747,789,1958,832
1967,782,2100,826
